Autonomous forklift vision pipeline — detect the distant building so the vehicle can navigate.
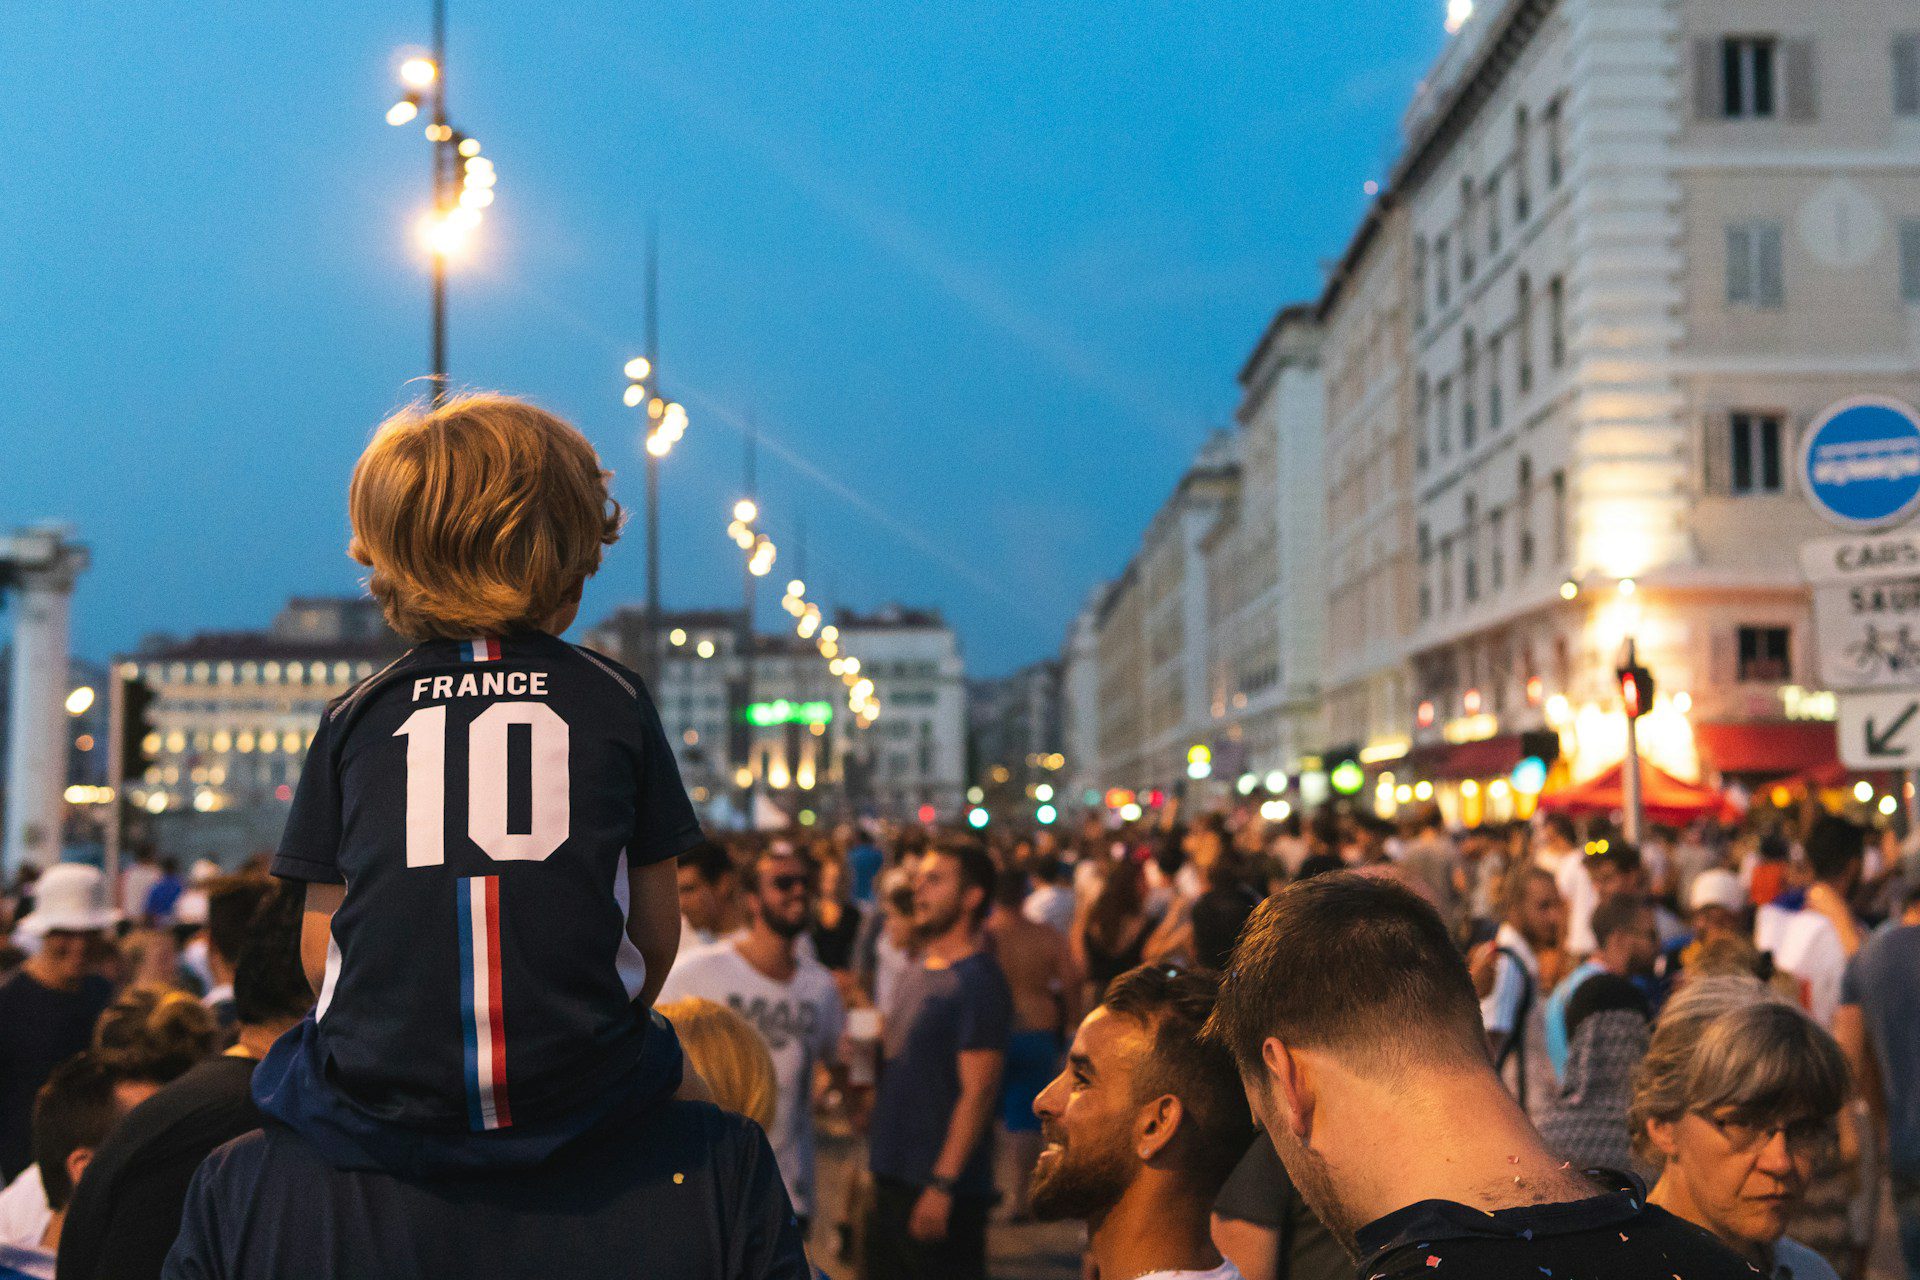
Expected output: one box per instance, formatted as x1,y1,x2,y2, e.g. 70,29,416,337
125,598,405,861
968,659,1064,818
583,602,966,822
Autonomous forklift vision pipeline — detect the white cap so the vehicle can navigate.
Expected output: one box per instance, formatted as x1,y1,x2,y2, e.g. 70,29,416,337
1689,868,1744,915
16,863,121,937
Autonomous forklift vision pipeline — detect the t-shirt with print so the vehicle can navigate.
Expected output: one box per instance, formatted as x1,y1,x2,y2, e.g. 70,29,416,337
1842,923,1920,1179
1352,1172,1753,1280
659,941,845,1218
868,950,1013,1199
267,633,702,1140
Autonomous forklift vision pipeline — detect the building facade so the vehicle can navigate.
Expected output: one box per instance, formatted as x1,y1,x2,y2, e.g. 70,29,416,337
1063,0,1920,822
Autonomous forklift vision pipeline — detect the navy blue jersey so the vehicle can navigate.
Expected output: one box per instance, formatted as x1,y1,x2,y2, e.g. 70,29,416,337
270,633,702,1135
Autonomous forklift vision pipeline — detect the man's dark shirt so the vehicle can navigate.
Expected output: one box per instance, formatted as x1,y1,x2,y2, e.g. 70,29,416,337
57,1056,260,1280
0,971,113,1180
159,1101,807,1280
1354,1173,1755,1280
868,949,1013,1199
1213,1137,1347,1280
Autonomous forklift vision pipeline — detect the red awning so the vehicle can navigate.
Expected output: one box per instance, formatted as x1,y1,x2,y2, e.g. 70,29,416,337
1538,759,1741,827
1405,734,1524,781
1694,722,1836,778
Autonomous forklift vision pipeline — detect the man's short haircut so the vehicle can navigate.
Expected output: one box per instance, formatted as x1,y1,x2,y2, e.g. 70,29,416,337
679,840,734,886
1629,976,1847,1165
1499,864,1558,922
348,394,623,641
933,842,998,925
1101,965,1254,1193
1590,892,1652,948
92,986,217,1085
33,1053,122,1212
1805,815,1866,883
1206,873,1487,1080
234,882,317,1028
1591,841,1642,879
205,876,272,969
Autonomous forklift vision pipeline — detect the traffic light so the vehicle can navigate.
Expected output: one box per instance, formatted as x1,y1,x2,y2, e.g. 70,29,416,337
1616,660,1654,719
118,671,157,784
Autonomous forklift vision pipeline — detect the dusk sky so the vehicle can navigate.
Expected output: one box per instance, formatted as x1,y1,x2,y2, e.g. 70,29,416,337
4,2,1442,677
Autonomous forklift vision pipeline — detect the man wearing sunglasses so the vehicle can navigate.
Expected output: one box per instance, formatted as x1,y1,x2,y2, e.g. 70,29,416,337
661,846,845,1235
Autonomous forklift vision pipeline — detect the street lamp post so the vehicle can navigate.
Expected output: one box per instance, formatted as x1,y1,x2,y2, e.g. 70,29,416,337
623,230,687,687
385,0,497,405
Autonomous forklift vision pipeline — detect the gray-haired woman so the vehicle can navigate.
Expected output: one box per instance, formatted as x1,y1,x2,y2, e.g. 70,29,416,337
1631,976,1849,1280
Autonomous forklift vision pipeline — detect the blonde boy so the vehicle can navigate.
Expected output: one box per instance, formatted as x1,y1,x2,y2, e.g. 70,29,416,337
254,395,699,1173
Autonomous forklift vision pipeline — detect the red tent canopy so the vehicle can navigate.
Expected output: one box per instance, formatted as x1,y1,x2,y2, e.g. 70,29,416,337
1538,759,1741,827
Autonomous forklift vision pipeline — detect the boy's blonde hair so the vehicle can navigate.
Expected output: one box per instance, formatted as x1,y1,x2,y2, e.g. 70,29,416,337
349,394,622,641
658,997,778,1132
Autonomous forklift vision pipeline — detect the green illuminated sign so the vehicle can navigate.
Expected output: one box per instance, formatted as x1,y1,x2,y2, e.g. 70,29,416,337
743,699,834,727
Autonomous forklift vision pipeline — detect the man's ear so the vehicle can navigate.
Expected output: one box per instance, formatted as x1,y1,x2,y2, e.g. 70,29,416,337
1135,1094,1184,1164
1261,1036,1313,1139
65,1146,93,1195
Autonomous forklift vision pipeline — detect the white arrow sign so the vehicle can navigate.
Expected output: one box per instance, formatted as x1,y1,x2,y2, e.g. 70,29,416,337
1801,531,1920,584
1838,689,1920,770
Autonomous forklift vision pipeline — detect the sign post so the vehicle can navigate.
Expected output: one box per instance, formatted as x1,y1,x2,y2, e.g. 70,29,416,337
1799,398,1920,816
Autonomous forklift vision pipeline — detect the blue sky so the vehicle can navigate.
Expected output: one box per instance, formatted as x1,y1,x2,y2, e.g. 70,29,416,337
1,2,1441,676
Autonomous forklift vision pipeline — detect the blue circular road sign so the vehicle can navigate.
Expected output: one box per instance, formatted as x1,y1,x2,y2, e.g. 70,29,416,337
1799,397,1920,528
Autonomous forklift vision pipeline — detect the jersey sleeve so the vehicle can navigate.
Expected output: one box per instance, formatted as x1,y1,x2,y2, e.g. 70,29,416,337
957,966,1013,1055
630,686,704,868
271,711,345,884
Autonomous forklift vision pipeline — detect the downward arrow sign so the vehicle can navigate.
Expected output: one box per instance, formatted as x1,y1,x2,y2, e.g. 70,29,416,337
1866,702,1920,757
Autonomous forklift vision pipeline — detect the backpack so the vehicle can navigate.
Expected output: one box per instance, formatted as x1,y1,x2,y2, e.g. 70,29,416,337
1491,947,1537,1110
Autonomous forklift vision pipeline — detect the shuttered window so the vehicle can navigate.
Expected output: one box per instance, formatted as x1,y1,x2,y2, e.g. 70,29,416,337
1722,37,1777,118
1896,35,1920,116
1902,220,1920,304
1730,412,1784,494
1727,221,1784,308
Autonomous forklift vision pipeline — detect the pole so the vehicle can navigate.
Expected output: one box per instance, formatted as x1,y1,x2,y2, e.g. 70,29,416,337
105,667,125,907
1621,638,1645,846
642,219,661,684
429,0,449,404
734,422,759,828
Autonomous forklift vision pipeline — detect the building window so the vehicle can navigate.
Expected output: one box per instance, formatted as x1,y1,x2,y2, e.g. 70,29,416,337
1435,235,1452,310
1516,274,1534,393
1722,37,1778,118
1517,458,1535,573
1897,34,1920,116
1413,236,1429,327
1488,334,1504,431
1486,175,1502,256
1544,98,1564,188
1730,412,1785,494
1461,177,1477,280
1727,221,1785,308
1415,374,1431,471
1490,508,1506,593
1514,105,1532,223
1737,626,1792,682
1441,538,1456,613
1902,219,1920,304
1418,524,1433,620
1461,330,1478,449
1551,470,1568,564
1548,276,1566,368
1463,496,1480,605
1437,376,1454,457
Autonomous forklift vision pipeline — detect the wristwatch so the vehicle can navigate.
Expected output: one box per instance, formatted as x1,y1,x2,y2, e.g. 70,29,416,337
928,1175,958,1195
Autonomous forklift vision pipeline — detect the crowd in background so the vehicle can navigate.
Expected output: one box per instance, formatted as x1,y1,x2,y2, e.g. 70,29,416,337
0,789,1915,1280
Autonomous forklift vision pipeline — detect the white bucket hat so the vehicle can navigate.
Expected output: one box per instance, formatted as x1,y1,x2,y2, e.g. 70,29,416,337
16,863,121,937
1688,867,1745,915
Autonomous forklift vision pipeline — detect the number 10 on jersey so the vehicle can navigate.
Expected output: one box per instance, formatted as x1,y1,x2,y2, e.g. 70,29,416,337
396,702,571,865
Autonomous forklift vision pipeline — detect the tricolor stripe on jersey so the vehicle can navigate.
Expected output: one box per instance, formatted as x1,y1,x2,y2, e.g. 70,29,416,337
463,638,502,662
457,876,512,1131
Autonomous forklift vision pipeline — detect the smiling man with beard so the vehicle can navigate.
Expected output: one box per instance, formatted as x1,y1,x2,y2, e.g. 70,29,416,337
1030,964,1254,1280
1204,874,1756,1280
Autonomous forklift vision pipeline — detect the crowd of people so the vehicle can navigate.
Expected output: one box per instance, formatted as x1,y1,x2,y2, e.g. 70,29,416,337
0,393,1914,1280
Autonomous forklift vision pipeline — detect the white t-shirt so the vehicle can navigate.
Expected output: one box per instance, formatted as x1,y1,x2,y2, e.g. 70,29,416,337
1756,904,1848,1029
1023,884,1075,934
1133,1263,1242,1280
1540,847,1599,957
659,940,845,1218
0,1166,49,1249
